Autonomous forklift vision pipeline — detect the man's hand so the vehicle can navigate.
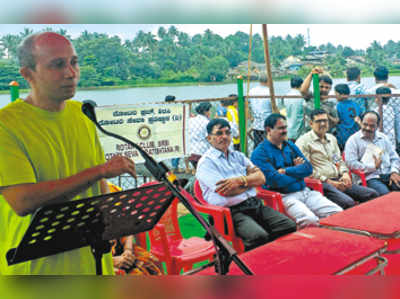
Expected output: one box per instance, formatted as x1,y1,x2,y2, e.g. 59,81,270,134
389,172,400,188
101,155,136,178
311,67,323,75
277,168,286,174
293,157,305,166
215,177,243,196
327,179,347,192
373,154,382,170
246,166,260,175
340,173,352,189
114,249,135,270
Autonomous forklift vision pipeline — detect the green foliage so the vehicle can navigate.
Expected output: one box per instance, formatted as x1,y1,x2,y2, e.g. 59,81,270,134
297,65,312,78
0,60,28,90
1,26,400,88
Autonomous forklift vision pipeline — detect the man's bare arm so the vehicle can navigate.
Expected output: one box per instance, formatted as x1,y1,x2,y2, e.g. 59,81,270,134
300,67,323,96
0,155,135,216
215,167,266,197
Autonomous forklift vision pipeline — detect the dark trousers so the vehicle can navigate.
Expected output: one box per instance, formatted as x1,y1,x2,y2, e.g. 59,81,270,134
322,182,379,209
230,197,296,251
367,175,400,196
253,130,265,148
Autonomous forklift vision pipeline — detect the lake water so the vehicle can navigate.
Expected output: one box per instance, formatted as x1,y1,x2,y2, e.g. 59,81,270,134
2,76,400,108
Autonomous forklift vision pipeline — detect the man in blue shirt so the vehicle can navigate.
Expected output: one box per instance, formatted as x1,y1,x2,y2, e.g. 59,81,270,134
251,114,342,228
196,118,296,251
335,83,361,150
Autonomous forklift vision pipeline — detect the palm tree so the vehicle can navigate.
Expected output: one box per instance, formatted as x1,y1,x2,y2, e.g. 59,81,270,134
1,34,19,59
157,27,167,40
19,28,33,39
57,28,71,40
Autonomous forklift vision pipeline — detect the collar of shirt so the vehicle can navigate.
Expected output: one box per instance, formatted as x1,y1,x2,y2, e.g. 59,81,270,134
207,145,233,160
309,130,331,144
360,130,385,143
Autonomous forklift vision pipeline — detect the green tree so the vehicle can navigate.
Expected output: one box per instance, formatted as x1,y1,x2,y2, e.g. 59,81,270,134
366,41,388,67
342,46,355,58
199,56,229,82
1,34,20,59
79,65,100,87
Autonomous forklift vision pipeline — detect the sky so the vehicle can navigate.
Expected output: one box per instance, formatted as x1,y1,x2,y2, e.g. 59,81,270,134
1,24,400,50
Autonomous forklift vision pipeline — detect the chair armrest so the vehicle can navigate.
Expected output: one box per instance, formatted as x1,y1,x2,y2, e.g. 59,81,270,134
305,177,324,194
349,169,367,187
193,201,236,240
256,187,285,214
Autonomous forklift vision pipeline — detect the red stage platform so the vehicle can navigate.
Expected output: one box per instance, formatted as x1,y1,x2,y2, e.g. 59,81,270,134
320,192,400,274
320,192,400,239
195,227,387,275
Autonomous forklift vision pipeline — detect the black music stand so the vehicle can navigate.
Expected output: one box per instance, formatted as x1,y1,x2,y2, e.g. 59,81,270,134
81,101,253,275
6,183,173,275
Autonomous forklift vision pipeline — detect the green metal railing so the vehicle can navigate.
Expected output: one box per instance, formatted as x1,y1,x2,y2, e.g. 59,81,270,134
236,76,247,155
312,74,320,109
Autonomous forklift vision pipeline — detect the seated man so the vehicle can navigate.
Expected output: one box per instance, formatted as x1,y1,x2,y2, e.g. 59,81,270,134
344,111,400,196
296,109,378,209
196,118,296,251
251,114,342,228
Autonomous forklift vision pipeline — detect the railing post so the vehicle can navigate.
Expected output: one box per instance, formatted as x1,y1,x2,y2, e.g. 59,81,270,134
9,81,19,102
312,74,320,109
237,76,247,155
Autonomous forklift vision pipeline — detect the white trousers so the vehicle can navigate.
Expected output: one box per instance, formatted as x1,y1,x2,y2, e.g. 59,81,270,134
281,187,343,228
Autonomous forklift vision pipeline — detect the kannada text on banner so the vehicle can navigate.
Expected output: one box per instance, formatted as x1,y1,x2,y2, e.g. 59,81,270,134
95,103,186,163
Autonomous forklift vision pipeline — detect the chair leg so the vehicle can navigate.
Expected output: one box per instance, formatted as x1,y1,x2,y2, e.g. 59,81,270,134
166,260,180,275
232,239,245,254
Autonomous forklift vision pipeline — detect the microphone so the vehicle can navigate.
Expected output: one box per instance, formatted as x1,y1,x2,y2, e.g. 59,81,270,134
82,100,98,123
80,100,243,274
81,100,173,183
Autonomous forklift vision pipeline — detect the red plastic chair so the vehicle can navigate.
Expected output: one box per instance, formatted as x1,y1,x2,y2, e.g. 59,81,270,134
193,180,285,254
107,182,148,248
304,177,324,194
141,181,216,275
342,152,367,186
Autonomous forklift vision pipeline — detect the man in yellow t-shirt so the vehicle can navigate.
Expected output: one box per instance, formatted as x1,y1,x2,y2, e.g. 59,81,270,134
226,95,240,151
0,32,136,274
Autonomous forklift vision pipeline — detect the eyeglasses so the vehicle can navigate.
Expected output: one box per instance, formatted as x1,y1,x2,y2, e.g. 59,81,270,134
313,119,328,124
211,130,232,136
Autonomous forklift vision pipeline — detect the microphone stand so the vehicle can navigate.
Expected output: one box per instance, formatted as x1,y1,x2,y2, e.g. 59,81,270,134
82,102,253,275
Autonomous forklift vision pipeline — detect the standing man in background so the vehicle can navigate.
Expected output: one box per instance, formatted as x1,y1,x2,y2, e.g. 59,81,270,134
346,67,368,114
249,72,272,147
301,68,339,134
284,76,308,142
0,32,136,274
226,94,241,151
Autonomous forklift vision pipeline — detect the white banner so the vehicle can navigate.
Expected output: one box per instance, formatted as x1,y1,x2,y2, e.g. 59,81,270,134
95,104,186,163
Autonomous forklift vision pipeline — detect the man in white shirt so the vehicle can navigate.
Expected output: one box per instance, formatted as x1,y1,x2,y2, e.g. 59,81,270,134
196,118,296,251
188,102,211,169
344,111,400,195
248,73,272,147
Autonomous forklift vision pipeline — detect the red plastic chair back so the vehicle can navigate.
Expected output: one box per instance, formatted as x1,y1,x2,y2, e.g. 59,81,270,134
140,182,182,244
194,180,245,253
141,181,215,274
193,180,210,205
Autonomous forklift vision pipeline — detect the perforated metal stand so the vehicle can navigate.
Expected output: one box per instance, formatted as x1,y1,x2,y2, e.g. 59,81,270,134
6,183,173,275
